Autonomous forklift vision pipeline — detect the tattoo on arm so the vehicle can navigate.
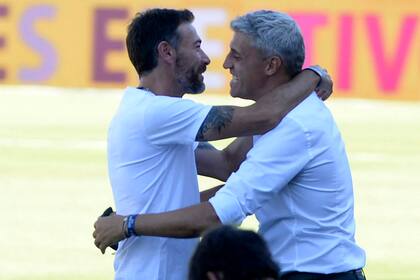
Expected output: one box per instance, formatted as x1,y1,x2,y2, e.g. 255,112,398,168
196,106,234,141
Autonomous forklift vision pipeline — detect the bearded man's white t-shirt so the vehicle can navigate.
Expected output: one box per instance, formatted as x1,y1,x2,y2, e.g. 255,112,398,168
108,87,211,280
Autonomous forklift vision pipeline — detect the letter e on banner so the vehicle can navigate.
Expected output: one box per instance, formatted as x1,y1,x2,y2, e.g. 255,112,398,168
93,8,128,83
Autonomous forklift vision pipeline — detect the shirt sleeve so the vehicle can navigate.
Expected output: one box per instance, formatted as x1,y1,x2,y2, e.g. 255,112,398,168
209,117,312,225
143,96,212,146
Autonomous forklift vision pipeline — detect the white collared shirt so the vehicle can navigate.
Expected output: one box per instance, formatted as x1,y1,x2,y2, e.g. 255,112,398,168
108,87,211,280
210,92,366,274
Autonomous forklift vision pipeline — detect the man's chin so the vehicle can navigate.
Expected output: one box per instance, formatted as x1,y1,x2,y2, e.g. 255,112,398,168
188,90,204,95
186,83,205,94
230,89,240,98
230,90,254,100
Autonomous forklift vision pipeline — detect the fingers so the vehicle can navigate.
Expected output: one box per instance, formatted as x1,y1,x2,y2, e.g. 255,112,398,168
93,219,106,253
94,236,101,249
315,88,332,101
97,235,111,254
100,244,106,254
314,69,333,101
316,89,325,100
319,90,329,101
93,231,109,254
92,214,125,254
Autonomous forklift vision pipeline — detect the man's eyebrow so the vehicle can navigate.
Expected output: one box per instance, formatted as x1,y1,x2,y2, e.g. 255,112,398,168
194,39,202,45
230,47,240,55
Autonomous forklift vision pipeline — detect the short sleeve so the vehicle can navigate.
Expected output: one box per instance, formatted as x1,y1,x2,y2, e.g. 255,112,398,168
209,117,312,225
143,97,212,146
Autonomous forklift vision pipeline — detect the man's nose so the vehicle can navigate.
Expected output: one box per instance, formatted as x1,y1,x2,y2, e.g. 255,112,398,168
201,50,211,65
223,56,231,69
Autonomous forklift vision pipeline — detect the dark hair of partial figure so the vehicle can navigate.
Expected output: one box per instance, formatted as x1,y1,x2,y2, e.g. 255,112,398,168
189,225,280,280
126,8,194,77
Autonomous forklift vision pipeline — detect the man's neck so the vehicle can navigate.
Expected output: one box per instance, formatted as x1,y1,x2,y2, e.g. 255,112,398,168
253,74,292,102
138,68,184,98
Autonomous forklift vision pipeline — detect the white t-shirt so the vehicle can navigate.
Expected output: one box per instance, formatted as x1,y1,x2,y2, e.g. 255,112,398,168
108,87,211,280
210,92,366,274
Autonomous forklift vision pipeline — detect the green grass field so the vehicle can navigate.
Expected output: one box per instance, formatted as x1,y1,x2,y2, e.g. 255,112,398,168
1,86,419,279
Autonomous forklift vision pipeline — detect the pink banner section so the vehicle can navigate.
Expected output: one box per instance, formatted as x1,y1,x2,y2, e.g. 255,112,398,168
337,14,354,91
0,1,419,100
365,15,418,93
291,13,328,68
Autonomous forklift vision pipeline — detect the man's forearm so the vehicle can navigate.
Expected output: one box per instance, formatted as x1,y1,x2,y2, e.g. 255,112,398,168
250,70,320,128
195,70,320,141
93,202,221,253
195,142,232,181
195,138,252,182
221,70,319,136
135,202,221,238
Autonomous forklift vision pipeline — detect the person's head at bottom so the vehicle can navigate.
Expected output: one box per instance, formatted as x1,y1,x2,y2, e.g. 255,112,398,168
189,226,280,280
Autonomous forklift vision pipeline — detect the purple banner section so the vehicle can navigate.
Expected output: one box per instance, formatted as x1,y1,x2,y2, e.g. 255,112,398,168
0,5,8,80
93,8,128,83
18,5,57,82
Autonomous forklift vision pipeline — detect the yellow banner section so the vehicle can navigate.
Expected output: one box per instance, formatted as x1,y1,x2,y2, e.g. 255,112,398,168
1,0,420,100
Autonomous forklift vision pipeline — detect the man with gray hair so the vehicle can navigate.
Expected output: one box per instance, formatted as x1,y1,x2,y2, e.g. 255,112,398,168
94,10,366,279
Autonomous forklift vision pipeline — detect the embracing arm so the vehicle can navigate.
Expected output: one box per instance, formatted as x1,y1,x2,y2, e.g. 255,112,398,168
93,202,220,253
195,137,252,181
133,202,219,238
93,119,309,253
195,69,322,141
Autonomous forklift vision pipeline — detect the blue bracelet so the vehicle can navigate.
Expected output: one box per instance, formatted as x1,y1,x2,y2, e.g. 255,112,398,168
127,214,138,237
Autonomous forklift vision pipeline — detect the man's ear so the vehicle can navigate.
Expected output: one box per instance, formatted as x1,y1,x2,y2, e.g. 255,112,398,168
157,41,176,64
265,56,282,76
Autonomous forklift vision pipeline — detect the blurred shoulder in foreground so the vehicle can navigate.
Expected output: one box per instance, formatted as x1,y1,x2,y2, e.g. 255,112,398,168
189,225,280,280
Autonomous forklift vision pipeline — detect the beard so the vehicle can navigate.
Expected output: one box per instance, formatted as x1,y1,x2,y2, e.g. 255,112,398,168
175,57,206,94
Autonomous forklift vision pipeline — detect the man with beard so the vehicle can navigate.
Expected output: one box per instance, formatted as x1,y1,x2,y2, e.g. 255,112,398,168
103,8,330,280
94,9,365,280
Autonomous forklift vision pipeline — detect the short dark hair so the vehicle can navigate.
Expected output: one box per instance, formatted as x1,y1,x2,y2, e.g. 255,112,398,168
126,8,194,77
189,226,280,280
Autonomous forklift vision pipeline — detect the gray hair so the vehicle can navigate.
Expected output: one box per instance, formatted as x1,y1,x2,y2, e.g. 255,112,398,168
231,10,305,77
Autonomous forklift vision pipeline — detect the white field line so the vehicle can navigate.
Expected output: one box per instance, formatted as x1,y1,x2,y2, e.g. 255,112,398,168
349,153,390,162
0,138,106,150
0,85,122,97
0,137,397,162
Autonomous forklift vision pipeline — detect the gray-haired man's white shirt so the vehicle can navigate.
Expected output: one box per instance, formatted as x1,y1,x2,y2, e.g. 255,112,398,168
210,92,366,274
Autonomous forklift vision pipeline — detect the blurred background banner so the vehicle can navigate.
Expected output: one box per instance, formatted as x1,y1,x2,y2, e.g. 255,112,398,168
1,2,420,280
0,0,420,100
